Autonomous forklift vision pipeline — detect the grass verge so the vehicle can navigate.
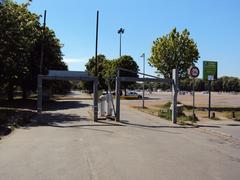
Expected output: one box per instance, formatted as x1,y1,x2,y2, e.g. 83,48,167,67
134,102,199,124
224,111,240,121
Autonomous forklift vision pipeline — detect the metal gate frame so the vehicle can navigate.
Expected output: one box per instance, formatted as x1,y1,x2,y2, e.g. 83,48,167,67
115,68,179,124
37,74,99,122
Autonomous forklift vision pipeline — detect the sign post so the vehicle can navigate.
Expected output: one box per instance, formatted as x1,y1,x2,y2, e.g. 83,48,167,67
208,78,212,118
203,61,218,118
188,66,200,121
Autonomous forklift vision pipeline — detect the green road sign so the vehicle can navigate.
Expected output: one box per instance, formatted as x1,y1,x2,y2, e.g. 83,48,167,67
203,61,218,81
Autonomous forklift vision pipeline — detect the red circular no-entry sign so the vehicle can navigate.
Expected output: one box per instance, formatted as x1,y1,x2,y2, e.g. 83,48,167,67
189,66,200,78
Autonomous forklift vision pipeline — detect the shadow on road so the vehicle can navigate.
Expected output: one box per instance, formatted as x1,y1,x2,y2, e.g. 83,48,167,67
28,113,124,128
196,125,221,128
226,123,240,127
0,99,91,112
118,120,197,134
120,120,195,129
43,100,90,111
30,113,88,127
0,99,36,110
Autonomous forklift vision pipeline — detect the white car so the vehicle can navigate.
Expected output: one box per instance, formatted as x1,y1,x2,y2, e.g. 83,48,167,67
127,91,142,99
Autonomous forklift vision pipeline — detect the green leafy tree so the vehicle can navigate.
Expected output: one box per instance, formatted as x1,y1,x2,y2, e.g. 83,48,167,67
22,27,68,98
179,78,192,91
0,1,70,100
113,55,139,95
0,0,40,100
149,28,200,79
84,54,108,90
212,78,223,92
195,79,205,91
222,77,240,92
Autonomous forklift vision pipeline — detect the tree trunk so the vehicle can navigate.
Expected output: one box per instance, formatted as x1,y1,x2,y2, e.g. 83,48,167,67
7,83,14,101
22,86,27,100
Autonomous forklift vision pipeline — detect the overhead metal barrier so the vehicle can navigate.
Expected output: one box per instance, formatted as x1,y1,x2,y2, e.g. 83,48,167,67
115,68,179,124
37,70,99,122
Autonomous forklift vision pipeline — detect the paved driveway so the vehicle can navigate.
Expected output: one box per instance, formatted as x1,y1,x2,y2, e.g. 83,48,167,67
0,98,240,180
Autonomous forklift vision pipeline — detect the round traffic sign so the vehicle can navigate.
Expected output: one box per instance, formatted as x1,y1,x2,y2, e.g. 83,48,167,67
189,66,199,78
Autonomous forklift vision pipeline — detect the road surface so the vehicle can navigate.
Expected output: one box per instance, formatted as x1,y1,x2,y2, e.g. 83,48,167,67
0,93,240,180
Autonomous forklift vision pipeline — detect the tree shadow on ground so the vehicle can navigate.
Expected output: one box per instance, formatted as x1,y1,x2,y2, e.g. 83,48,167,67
0,99,91,112
29,113,125,129
30,113,88,127
0,99,37,111
43,100,90,111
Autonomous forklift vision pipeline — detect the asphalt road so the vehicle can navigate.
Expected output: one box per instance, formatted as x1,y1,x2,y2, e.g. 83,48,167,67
0,94,240,180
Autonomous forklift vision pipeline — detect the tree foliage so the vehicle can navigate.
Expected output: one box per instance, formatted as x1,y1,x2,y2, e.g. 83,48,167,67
84,54,108,90
0,0,69,100
25,27,68,93
83,55,139,93
113,55,139,95
114,55,139,77
128,76,240,92
179,77,240,92
0,0,40,100
149,28,200,79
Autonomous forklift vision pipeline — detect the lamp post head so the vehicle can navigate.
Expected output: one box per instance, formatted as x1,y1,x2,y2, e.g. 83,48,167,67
140,53,145,58
118,28,124,34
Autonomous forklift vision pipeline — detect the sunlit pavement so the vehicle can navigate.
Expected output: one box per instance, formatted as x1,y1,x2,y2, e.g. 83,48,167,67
0,94,240,180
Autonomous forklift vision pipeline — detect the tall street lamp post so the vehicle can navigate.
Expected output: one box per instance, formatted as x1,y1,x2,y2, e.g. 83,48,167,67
118,28,124,57
40,10,47,75
141,53,145,108
95,11,99,77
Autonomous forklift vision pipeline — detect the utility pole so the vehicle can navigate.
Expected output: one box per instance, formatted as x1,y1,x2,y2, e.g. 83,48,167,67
188,66,200,121
95,11,99,77
40,10,47,74
192,78,195,120
141,53,145,108
118,28,124,57
208,80,212,118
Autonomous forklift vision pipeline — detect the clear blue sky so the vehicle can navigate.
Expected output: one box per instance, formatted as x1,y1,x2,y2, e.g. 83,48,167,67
17,0,240,78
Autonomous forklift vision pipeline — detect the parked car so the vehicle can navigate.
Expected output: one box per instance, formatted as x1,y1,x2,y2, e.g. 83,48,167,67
127,91,142,99
102,91,122,96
